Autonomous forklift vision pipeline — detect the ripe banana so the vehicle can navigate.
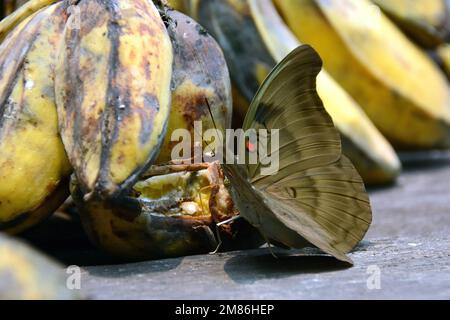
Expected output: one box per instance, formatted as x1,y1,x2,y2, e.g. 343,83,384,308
71,163,263,260
436,43,450,78
56,0,173,200
156,9,232,164
0,2,72,235
0,234,79,299
0,0,59,42
276,0,450,150
372,0,450,48
189,0,401,185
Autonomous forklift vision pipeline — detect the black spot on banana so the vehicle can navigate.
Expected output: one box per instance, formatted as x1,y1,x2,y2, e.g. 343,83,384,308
55,0,173,200
0,2,72,234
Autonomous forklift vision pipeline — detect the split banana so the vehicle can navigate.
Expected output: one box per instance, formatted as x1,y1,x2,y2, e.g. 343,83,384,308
0,2,71,234
56,0,173,200
72,163,262,260
275,0,450,150
189,0,401,185
372,0,450,48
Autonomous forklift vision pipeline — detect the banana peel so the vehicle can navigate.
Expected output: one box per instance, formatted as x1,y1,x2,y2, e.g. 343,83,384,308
372,0,450,48
156,9,232,164
0,2,72,234
276,0,450,150
56,0,173,200
189,0,401,185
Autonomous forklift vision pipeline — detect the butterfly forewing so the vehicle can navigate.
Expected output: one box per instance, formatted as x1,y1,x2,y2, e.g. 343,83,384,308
232,45,372,263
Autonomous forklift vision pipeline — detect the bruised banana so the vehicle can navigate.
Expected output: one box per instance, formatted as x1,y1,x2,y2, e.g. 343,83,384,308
0,234,79,299
189,0,400,185
0,2,72,234
72,162,263,260
71,9,252,260
156,9,232,164
276,0,450,150
0,0,59,42
56,0,173,200
372,0,450,48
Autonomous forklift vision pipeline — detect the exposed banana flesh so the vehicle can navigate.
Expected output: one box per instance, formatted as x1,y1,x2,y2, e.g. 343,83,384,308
71,163,263,260
156,9,232,164
0,234,79,299
0,2,71,234
0,0,59,42
372,0,450,48
275,0,450,150
189,0,401,185
56,0,173,200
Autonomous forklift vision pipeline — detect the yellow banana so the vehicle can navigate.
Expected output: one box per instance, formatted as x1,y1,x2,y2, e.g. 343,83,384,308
189,0,401,185
0,0,59,42
436,43,450,78
55,0,173,200
0,2,71,234
71,163,263,260
156,9,232,163
276,0,450,150
372,0,450,48
0,234,79,299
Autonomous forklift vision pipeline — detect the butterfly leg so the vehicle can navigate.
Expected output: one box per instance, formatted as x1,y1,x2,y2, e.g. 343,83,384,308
261,233,278,259
209,215,242,255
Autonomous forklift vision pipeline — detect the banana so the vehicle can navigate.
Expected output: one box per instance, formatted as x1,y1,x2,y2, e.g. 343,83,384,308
167,0,187,12
71,163,263,260
0,0,59,42
156,9,232,164
436,43,450,79
0,2,72,234
189,0,401,185
55,0,173,200
372,0,450,48
0,234,79,299
276,0,450,150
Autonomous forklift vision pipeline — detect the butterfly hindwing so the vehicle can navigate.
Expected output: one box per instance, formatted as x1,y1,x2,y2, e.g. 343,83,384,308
236,45,372,262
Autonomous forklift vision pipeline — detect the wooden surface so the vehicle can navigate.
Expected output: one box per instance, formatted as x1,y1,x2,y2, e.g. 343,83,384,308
20,155,450,300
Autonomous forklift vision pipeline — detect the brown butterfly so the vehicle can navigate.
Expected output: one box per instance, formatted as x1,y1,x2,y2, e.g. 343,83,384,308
220,45,372,264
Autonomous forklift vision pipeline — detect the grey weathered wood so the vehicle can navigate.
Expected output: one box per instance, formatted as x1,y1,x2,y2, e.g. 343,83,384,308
75,158,450,300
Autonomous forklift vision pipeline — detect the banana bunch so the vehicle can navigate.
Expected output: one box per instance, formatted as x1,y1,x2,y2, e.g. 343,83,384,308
0,234,79,299
372,0,450,49
275,0,450,150
0,0,259,260
186,0,401,185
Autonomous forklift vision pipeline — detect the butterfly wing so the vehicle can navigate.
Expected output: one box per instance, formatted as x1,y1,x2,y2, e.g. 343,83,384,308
240,45,372,262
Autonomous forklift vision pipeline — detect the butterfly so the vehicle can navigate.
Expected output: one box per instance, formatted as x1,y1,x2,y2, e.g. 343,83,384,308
220,45,372,264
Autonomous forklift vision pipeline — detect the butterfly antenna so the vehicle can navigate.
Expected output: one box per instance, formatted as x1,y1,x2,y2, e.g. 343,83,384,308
262,234,278,259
